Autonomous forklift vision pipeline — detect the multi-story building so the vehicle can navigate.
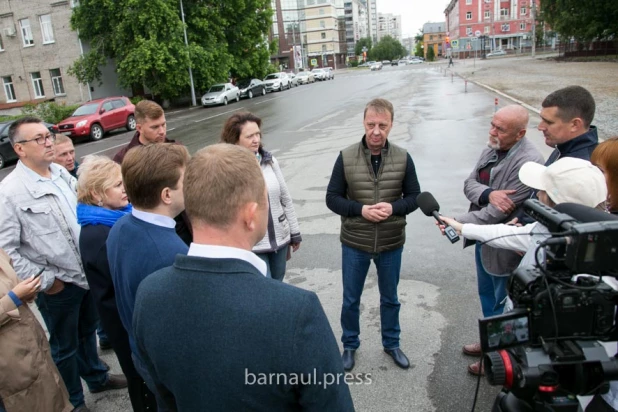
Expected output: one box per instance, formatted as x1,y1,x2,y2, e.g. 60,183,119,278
359,0,377,44
423,22,446,59
401,36,415,56
270,0,347,70
344,0,367,57
444,0,541,56
377,13,402,42
0,0,128,112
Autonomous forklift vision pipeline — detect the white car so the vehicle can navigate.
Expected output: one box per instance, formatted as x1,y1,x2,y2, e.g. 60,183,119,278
369,61,383,71
311,68,326,81
201,83,240,107
295,71,315,84
409,59,423,65
486,50,507,57
263,73,290,92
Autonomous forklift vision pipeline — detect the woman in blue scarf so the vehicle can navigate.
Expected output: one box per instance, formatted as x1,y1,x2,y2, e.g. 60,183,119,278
77,155,156,412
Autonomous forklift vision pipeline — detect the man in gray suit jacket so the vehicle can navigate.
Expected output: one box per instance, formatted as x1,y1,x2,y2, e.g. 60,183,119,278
132,144,355,411
455,105,544,375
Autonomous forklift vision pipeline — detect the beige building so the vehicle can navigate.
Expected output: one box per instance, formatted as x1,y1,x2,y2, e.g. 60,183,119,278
305,4,346,68
0,0,129,113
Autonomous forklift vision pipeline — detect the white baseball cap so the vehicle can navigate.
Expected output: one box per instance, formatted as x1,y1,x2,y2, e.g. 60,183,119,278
518,157,607,207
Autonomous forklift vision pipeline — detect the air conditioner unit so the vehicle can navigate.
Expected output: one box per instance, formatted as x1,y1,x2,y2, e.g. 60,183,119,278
3,27,17,37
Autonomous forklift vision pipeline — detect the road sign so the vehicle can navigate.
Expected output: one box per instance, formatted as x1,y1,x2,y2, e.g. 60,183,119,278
311,58,317,66
362,46,368,52
451,40,459,49
475,30,481,37
466,43,472,50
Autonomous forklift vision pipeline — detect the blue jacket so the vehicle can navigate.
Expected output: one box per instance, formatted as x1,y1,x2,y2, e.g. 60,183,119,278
133,254,355,412
545,126,598,165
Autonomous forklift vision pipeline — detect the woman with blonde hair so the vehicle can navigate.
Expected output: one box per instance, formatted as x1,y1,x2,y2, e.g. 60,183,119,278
591,136,618,214
220,112,302,281
77,155,156,411
0,248,72,412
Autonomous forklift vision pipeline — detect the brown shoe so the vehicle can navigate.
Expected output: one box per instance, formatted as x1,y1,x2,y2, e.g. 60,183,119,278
467,360,485,376
462,342,482,357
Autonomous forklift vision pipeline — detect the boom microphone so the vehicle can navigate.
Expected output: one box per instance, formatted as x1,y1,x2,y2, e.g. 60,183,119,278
417,192,460,244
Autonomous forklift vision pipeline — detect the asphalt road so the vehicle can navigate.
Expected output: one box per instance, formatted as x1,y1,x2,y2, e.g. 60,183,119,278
4,62,558,411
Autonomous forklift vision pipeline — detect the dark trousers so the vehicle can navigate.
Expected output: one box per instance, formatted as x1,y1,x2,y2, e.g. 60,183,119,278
340,244,403,350
36,283,109,407
256,246,289,281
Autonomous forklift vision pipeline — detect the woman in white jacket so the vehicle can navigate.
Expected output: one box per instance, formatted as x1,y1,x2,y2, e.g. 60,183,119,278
220,112,302,281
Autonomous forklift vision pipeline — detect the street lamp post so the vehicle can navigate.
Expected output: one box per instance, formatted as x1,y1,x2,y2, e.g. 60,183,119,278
180,0,196,107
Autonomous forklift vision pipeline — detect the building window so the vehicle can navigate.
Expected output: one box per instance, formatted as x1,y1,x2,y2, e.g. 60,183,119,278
19,18,34,47
484,26,490,34
520,22,526,30
320,20,325,28
466,11,472,20
500,8,509,17
321,44,327,52
39,14,55,44
466,27,473,36
520,7,526,15
50,69,65,95
31,72,45,98
484,11,490,19
0,34,4,51
321,32,326,39
3,76,16,102
466,0,472,3
319,8,324,15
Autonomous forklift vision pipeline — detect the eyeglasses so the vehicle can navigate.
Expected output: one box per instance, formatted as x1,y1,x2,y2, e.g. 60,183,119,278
15,133,57,145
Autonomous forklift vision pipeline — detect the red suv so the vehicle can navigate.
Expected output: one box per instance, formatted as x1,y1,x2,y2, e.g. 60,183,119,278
57,96,136,141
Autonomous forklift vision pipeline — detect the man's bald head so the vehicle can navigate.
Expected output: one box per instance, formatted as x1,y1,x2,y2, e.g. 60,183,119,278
488,105,529,151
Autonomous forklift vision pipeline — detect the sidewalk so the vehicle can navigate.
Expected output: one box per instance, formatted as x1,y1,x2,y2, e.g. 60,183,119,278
435,55,618,139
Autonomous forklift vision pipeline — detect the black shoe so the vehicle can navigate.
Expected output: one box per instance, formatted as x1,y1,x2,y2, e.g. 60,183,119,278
99,339,112,350
342,349,356,371
384,348,410,369
72,405,91,412
90,374,128,393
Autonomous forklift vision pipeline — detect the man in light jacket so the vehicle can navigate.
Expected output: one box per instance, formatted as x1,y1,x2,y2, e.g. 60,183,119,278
455,105,544,375
0,117,127,412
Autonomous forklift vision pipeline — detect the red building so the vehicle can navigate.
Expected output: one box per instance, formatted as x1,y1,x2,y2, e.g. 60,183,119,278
444,0,540,56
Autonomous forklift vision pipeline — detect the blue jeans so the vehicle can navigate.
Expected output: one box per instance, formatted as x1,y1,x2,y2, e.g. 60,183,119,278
475,243,509,317
341,244,402,350
132,354,172,412
36,283,109,407
256,246,288,281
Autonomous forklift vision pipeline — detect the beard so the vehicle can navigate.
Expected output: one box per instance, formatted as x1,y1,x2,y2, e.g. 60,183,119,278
487,136,501,150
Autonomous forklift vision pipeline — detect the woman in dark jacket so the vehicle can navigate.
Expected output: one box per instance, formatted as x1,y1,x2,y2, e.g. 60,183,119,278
76,155,156,411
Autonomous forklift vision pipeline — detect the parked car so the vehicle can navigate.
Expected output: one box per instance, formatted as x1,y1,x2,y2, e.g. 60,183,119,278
0,121,58,169
311,68,326,81
288,73,299,87
237,79,266,99
382,60,391,66
263,73,289,92
201,83,240,106
56,96,135,141
391,60,399,66
486,49,507,57
398,60,408,66
369,61,383,71
295,71,315,84
409,58,423,64
358,62,369,67
322,67,334,80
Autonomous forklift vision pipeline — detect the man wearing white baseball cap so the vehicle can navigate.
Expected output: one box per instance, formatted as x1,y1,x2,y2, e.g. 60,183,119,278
438,157,607,374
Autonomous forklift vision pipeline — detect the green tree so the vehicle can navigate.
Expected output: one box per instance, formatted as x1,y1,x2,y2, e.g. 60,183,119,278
542,0,618,42
69,0,273,100
414,29,424,57
426,45,435,61
354,37,372,57
369,36,406,61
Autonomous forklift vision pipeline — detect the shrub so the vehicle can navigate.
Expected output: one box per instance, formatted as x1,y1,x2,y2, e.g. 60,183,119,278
21,102,81,124
350,60,359,67
130,96,145,105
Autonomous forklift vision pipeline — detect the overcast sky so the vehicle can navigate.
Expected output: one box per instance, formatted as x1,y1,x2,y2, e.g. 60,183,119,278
376,0,447,38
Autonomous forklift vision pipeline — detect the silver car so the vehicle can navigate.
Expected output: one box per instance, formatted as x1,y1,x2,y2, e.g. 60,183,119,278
201,83,240,106
263,73,290,92
288,73,299,87
311,68,326,81
295,71,315,84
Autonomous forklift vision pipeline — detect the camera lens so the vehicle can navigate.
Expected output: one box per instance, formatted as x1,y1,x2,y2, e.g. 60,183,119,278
485,350,515,388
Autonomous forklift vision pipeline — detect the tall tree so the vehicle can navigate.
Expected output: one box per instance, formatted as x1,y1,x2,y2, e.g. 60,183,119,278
426,45,435,61
414,29,424,57
542,0,618,42
69,0,273,100
368,36,406,61
354,37,372,57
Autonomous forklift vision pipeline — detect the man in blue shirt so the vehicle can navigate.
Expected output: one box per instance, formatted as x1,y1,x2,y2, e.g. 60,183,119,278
107,143,190,411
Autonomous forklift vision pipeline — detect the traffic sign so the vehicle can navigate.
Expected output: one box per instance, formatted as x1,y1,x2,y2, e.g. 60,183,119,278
466,43,472,50
311,58,317,66
475,30,481,37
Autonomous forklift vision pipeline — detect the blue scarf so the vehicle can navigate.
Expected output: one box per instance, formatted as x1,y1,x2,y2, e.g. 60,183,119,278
77,203,132,227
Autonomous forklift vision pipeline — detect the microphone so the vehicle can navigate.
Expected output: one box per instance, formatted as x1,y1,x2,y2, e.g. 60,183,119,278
417,192,460,244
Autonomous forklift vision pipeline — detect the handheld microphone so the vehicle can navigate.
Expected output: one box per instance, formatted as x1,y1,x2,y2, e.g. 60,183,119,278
417,192,460,244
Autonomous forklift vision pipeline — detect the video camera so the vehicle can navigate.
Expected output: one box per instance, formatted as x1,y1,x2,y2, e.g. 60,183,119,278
477,200,618,412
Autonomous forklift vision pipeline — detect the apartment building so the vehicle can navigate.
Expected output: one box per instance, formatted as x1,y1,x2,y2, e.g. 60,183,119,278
344,0,367,57
444,0,541,55
423,22,446,59
377,13,402,42
0,0,128,112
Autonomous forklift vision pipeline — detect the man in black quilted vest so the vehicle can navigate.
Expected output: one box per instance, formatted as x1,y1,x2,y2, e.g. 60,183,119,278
326,98,421,371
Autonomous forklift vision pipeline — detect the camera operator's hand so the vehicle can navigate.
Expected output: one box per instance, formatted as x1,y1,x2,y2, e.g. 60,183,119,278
489,190,517,214
439,216,463,234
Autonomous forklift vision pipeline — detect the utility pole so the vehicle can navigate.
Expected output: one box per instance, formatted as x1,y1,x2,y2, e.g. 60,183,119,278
291,22,297,70
531,0,536,58
180,0,196,107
